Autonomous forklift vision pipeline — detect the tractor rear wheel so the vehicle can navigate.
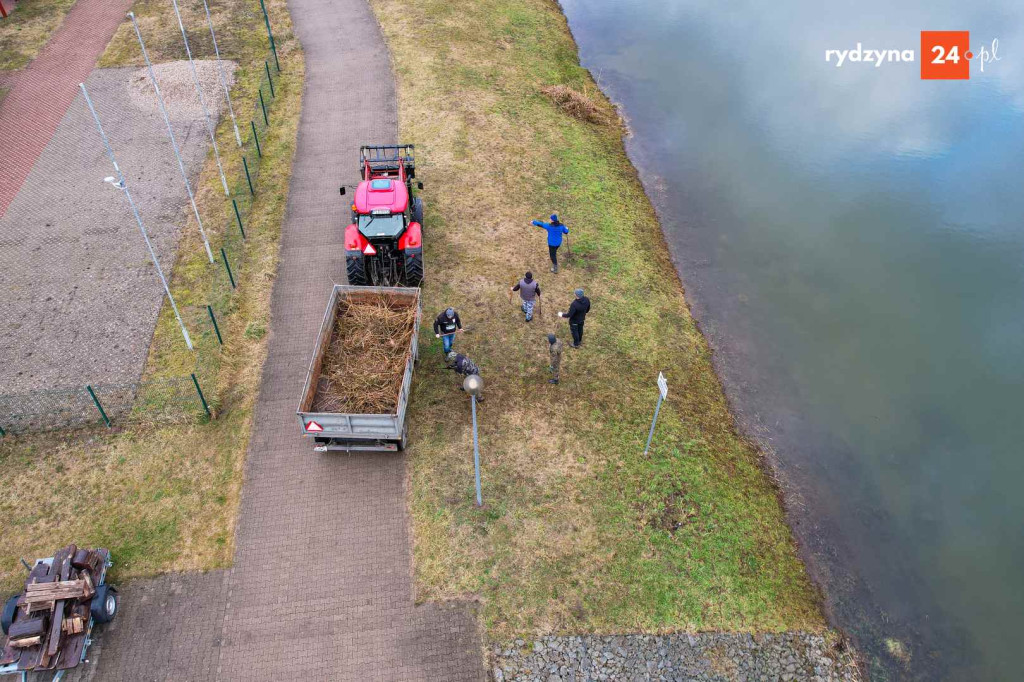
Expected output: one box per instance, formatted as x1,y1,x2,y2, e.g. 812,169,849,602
346,255,367,285
403,251,423,286
411,197,424,226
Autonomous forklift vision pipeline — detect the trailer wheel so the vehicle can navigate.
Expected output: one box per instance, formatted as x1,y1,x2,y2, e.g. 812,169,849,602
398,426,409,451
411,197,424,226
91,584,118,624
346,255,367,286
1,594,19,635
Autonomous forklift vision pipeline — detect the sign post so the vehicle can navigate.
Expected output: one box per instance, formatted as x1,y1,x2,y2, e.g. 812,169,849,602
644,372,669,456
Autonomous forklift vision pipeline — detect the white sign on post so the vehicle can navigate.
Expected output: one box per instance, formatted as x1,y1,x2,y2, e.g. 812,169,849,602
645,372,669,456
657,372,668,400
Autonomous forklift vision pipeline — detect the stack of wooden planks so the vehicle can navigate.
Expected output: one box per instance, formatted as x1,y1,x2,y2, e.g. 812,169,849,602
0,544,108,673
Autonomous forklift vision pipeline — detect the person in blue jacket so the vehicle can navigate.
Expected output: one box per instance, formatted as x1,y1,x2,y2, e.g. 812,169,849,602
531,214,569,273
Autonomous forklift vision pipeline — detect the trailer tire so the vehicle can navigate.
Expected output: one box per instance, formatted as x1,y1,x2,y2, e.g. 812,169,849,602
398,426,409,451
411,197,424,226
1,594,19,635
91,584,118,624
346,255,367,286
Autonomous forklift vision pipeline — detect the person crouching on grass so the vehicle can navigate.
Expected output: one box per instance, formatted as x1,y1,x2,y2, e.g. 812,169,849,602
510,271,541,322
447,351,484,402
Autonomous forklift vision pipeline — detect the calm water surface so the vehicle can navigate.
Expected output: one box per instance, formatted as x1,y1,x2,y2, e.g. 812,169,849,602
559,0,1024,678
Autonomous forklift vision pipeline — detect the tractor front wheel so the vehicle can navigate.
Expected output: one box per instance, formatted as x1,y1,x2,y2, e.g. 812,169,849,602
411,197,424,226
346,254,367,286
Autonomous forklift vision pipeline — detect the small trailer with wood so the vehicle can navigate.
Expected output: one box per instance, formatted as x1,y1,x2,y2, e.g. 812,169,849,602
0,545,117,681
297,285,421,452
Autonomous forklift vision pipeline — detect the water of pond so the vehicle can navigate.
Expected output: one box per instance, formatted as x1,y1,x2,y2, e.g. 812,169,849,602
559,1,1024,678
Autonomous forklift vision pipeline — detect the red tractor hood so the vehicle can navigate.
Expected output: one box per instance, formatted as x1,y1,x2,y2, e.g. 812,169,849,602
353,178,408,214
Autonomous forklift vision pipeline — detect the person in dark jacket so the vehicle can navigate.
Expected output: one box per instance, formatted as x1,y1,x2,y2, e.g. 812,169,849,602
433,307,462,354
531,214,569,273
510,271,541,322
557,288,591,347
447,351,484,401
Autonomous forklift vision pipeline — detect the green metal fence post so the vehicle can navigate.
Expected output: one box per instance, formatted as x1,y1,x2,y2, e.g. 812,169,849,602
0,424,6,437
242,156,255,195
265,61,275,98
259,88,269,126
251,121,262,158
232,198,246,239
86,385,111,428
207,304,223,344
191,373,212,417
258,0,280,72
221,247,236,288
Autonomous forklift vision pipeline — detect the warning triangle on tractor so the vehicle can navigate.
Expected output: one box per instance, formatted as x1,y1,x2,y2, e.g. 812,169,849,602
363,243,376,255
306,420,324,432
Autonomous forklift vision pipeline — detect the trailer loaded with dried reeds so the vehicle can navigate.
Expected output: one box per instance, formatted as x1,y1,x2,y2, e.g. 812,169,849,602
297,286,421,452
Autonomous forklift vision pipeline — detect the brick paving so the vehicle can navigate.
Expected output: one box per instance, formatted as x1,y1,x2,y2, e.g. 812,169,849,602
0,0,134,218
62,0,485,679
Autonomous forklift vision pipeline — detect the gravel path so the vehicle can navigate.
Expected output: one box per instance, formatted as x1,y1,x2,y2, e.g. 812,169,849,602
491,633,861,682
0,61,233,396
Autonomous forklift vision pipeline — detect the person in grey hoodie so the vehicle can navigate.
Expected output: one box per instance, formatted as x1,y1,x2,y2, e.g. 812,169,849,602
510,271,541,321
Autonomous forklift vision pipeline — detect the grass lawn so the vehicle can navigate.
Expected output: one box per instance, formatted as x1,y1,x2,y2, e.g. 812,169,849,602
0,0,301,594
0,0,76,71
371,0,825,639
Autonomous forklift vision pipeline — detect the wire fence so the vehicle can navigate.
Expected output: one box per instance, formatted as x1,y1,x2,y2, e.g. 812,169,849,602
0,10,286,436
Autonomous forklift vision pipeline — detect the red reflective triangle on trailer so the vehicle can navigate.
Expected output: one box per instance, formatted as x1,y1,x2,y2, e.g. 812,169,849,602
363,243,377,255
306,420,324,432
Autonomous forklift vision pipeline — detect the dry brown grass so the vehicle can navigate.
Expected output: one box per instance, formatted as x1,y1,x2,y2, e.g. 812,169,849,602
541,84,608,124
372,0,825,640
313,297,417,414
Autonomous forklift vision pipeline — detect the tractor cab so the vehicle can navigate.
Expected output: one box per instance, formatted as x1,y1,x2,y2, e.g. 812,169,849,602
342,145,424,287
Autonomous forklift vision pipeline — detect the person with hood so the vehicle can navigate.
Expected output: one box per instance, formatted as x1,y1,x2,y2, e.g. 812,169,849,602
531,213,569,273
557,288,591,348
510,271,541,322
433,307,462,354
547,333,563,384
447,351,484,402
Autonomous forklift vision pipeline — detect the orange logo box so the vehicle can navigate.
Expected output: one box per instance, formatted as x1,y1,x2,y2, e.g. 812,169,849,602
921,31,970,79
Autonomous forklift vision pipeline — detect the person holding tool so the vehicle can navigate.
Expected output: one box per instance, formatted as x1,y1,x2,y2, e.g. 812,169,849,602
531,213,569,273
433,307,463,355
447,351,484,402
510,271,541,322
547,333,563,384
557,288,591,348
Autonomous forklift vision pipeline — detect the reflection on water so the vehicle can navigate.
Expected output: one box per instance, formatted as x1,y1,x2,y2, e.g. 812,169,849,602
560,0,1024,678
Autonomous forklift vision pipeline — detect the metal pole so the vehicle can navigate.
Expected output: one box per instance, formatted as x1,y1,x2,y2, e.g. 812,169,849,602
201,0,242,146
242,156,255,195
643,393,664,456
258,0,280,72
129,12,215,264
221,247,236,288
171,0,229,196
250,120,261,157
191,373,212,417
206,304,223,344
232,198,245,239
471,395,482,506
81,83,194,351
265,61,275,98
259,88,268,125
86,385,111,428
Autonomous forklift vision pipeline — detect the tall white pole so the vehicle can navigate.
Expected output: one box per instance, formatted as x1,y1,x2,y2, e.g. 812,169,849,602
81,83,194,352
129,12,215,264
171,0,230,195
201,0,242,147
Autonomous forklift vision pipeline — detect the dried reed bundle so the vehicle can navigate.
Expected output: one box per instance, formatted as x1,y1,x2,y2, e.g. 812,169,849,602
540,84,607,124
311,295,416,414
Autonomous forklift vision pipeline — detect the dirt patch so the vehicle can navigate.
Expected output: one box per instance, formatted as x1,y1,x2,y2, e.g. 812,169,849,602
311,296,417,414
127,59,237,120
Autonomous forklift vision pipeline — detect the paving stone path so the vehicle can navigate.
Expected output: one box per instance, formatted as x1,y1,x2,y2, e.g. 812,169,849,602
0,0,134,217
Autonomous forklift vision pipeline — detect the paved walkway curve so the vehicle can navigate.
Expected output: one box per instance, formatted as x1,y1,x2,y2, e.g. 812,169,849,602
0,0,134,217
209,0,484,679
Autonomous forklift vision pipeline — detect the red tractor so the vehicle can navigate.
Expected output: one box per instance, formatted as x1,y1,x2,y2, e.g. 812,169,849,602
341,145,424,286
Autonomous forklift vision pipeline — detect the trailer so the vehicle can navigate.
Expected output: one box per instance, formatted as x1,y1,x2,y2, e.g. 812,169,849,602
1,546,117,681
297,285,420,452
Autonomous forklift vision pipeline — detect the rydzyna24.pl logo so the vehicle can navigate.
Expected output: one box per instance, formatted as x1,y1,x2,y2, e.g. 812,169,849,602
825,32,1000,79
